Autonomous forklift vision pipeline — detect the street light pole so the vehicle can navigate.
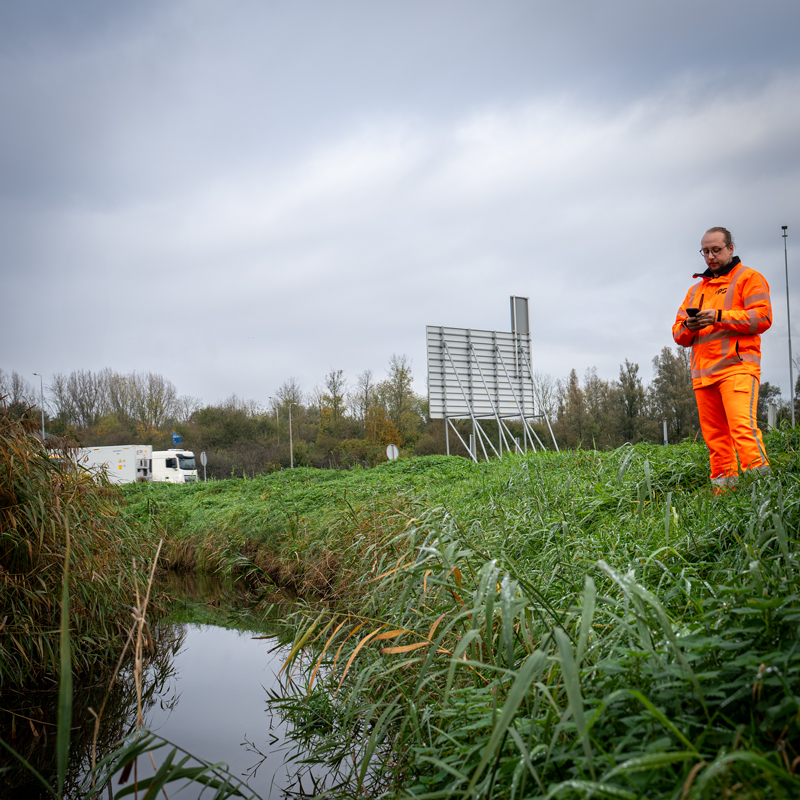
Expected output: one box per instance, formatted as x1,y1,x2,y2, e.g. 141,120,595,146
32,373,45,442
783,226,795,427
289,402,296,468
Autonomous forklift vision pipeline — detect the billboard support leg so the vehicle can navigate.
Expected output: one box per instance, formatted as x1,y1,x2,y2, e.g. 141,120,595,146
474,420,497,460
545,415,559,452
518,348,559,451
448,418,476,462
527,419,547,451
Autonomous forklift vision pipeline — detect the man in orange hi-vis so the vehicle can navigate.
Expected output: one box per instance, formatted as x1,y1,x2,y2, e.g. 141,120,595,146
673,227,772,491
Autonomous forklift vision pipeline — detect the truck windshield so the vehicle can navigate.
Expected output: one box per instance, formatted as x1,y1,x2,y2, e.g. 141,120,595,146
177,455,196,471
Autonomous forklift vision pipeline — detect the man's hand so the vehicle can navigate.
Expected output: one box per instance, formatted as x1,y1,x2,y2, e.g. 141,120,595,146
685,309,716,331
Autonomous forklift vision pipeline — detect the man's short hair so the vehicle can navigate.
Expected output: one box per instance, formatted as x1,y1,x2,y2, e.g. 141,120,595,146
705,226,734,247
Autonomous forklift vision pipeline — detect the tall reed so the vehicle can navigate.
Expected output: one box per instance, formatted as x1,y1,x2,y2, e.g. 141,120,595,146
0,406,162,689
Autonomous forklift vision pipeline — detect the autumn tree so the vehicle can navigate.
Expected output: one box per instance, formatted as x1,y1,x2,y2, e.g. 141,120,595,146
317,368,349,444
187,396,279,476
375,354,423,445
365,406,402,447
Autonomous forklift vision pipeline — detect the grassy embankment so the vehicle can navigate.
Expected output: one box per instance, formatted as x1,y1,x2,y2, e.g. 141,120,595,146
123,430,800,798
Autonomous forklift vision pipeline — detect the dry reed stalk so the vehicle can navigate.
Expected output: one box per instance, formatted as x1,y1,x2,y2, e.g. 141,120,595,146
88,538,164,793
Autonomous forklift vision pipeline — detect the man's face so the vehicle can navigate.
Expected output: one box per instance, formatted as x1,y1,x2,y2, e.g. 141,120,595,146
700,231,734,274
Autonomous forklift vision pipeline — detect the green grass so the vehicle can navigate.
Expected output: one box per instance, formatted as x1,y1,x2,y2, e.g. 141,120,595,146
122,429,800,798
120,440,713,591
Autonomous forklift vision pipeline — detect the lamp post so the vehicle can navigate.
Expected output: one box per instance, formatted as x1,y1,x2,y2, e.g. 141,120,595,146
289,402,297,468
783,226,795,428
32,373,45,442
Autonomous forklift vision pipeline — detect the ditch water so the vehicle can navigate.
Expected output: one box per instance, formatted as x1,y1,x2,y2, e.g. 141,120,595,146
136,573,329,799
141,624,299,794
0,574,328,799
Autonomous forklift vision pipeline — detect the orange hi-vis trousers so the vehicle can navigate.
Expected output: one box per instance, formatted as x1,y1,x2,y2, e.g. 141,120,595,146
695,373,769,487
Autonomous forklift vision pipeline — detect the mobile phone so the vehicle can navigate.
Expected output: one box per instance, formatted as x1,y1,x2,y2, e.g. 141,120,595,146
686,308,699,317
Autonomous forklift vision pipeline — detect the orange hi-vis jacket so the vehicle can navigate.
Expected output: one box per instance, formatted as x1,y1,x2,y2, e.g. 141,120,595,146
673,257,772,389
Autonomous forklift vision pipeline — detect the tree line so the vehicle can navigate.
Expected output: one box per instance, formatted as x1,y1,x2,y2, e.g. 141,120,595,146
2,348,798,478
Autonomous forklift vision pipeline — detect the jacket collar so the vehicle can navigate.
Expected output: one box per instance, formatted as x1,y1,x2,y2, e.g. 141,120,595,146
693,255,741,280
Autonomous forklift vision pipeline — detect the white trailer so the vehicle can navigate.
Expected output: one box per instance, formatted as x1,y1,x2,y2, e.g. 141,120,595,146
151,449,198,483
78,445,153,485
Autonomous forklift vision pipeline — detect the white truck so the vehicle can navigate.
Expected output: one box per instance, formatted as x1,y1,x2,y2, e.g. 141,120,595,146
78,445,153,484
151,449,198,483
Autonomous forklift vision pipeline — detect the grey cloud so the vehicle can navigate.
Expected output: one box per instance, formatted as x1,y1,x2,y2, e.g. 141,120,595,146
2,1,800,406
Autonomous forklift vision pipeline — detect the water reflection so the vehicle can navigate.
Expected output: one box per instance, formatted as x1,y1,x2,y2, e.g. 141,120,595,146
138,572,328,799
0,622,184,799
1,574,326,799
141,623,325,798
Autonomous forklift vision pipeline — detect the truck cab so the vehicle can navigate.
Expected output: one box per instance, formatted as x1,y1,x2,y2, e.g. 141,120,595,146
151,449,198,483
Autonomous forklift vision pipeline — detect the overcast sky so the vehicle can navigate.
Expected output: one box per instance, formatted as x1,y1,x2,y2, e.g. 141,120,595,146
2,0,799,408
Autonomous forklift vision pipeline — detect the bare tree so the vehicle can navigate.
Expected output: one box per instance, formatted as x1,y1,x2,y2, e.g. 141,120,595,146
0,369,35,407
532,370,558,418
349,369,375,424
304,385,325,428
49,372,74,422
216,394,265,417
66,369,107,428
105,369,136,422
130,371,178,429
276,377,304,407
583,367,617,444
173,395,202,423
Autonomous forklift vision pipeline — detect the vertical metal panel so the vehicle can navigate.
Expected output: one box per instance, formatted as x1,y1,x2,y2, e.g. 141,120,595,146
510,296,529,335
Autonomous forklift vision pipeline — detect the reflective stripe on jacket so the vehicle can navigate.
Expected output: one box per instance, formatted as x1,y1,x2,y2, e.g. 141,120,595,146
673,259,772,388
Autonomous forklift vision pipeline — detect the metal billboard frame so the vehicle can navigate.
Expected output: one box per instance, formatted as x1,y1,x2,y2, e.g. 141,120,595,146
426,297,558,462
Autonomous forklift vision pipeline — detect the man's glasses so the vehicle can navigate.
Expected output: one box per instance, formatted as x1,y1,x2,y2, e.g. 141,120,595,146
700,246,730,258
